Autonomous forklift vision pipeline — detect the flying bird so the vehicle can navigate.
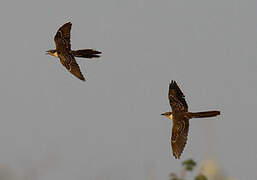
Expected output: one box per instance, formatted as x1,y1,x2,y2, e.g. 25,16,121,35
46,22,101,81
161,80,220,159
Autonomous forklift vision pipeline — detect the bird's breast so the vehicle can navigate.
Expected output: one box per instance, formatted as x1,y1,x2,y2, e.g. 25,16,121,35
168,114,173,120
53,51,59,58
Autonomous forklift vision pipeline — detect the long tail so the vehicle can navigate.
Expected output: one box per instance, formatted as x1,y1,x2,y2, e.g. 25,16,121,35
71,49,101,58
188,111,220,118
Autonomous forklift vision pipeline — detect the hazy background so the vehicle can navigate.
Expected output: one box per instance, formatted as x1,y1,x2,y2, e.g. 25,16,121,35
0,0,256,179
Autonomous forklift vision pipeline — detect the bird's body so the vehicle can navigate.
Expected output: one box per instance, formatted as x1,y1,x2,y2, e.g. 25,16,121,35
46,22,101,81
161,80,220,159
48,49,101,59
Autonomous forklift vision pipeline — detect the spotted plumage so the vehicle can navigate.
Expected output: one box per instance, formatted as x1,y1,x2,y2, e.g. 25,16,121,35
161,80,220,159
47,22,101,81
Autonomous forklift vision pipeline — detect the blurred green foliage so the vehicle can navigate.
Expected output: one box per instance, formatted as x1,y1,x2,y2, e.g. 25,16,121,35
182,159,197,171
169,159,207,180
194,174,207,180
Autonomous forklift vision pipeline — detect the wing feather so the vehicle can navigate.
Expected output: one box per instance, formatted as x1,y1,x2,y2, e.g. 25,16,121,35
171,118,189,159
54,22,72,51
169,80,188,112
58,53,85,81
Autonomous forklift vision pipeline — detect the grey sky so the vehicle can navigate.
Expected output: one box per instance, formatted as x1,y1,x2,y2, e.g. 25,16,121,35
0,0,256,179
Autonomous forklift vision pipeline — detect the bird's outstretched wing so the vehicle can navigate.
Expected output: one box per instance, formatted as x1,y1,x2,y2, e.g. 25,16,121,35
171,118,189,159
54,22,72,51
58,53,85,81
169,80,188,112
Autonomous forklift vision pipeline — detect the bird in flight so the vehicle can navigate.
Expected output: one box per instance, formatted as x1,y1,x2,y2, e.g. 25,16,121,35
46,22,101,81
161,80,220,159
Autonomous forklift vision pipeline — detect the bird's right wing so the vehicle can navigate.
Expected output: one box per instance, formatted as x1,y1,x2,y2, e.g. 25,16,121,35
58,53,85,81
171,118,189,159
169,80,188,112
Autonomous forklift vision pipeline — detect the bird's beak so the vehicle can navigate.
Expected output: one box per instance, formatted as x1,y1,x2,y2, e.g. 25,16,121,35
161,113,165,116
45,51,50,55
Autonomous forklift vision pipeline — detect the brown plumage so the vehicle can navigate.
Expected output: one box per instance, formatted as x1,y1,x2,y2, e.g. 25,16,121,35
71,49,101,58
47,22,101,81
161,80,220,159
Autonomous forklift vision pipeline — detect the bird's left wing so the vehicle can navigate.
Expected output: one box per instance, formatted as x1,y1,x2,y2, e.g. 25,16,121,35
169,80,188,112
171,118,189,159
54,22,72,51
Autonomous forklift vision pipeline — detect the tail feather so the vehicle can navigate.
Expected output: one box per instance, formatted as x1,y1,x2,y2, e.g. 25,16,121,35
188,111,220,118
71,49,101,58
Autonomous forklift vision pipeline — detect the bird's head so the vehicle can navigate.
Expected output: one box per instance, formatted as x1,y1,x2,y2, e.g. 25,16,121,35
46,49,58,57
161,112,173,119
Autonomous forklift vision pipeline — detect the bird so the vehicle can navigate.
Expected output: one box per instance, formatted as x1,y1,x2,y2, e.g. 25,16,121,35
46,22,101,81
161,80,220,159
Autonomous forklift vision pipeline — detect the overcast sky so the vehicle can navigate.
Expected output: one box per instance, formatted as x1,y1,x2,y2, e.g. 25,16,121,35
0,0,257,179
